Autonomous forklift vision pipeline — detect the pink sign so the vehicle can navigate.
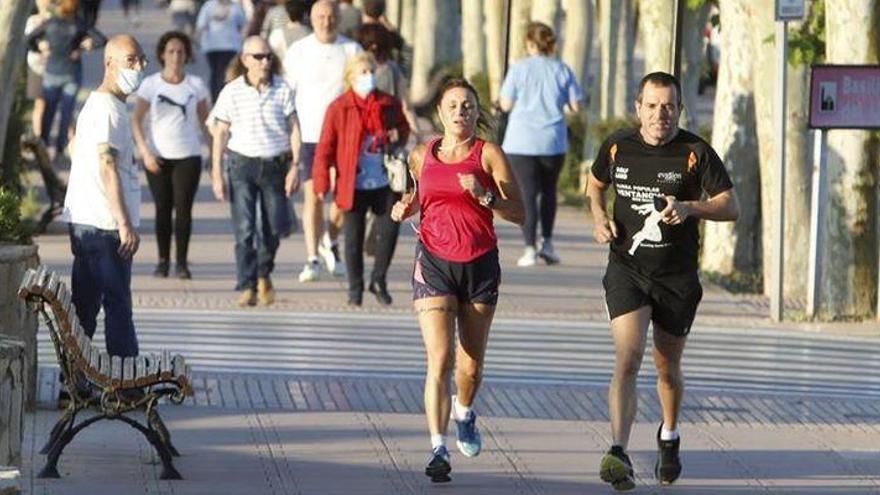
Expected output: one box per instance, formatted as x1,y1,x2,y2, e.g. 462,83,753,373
809,65,880,129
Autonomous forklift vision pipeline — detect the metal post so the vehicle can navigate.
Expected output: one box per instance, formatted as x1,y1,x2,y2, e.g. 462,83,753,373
770,20,788,322
502,0,513,78
807,129,826,319
670,0,685,78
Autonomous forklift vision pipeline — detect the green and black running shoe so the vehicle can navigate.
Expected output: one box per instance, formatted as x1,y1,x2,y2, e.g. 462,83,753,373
655,424,682,484
599,445,636,491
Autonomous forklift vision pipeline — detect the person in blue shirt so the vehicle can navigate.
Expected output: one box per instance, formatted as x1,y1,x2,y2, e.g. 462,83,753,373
499,22,584,267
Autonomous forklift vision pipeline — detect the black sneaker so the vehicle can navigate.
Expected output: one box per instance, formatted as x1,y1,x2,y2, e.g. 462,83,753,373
175,263,192,280
153,260,169,278
655,424,682,484
424,445,452,483
368,281,392,306
599,445,635,491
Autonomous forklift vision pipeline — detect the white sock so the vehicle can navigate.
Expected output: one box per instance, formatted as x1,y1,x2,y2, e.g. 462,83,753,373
307,256,320,264
430,434,445,450
452,396,472,420
660,424,679,441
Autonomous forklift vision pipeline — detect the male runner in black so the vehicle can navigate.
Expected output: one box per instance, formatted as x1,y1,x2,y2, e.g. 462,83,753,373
587,72,740,491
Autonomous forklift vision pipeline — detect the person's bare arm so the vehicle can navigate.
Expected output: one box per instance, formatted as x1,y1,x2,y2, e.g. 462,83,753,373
131,98,160,174
285,113,301,197
660,188,740,225
587,174,618,243
479,142,524,225
97,143,139,258
390,144,425,222
211,120,231,201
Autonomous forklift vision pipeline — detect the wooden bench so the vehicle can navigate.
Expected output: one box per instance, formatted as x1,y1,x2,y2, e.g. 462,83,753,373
17,266,193,480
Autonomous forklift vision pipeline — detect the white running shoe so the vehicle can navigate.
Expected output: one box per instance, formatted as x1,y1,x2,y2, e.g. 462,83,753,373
538,239,561,265
517,246,538,267
298,260,321,282
319,240,346,277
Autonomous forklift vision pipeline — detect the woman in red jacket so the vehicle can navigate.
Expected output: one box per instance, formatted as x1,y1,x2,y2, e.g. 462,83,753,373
313,52,410,306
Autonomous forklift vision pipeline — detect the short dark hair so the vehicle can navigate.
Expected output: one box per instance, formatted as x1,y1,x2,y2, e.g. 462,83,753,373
356,23,395,62
363,0,385,18
156,31,193,67
284,0,309,23
436,78,492,135
637,71,682,106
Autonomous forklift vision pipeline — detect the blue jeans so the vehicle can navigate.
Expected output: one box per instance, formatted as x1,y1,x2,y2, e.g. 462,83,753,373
69,224,139,357
227,151,292,290
41,72,80,155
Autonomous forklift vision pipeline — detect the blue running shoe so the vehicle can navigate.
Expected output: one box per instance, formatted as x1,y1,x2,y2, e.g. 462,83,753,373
425,445,451,483
454,410,482,457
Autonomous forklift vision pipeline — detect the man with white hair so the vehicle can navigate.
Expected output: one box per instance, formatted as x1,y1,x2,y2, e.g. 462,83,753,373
283,0,362,282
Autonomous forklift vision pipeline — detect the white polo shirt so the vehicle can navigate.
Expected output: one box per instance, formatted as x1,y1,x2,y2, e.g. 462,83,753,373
208,75,296,158
62,91,141,230
282,33,361,143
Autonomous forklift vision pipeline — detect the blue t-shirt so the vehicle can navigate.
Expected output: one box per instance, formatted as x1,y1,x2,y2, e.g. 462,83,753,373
500,56,585,156
355,136,388,190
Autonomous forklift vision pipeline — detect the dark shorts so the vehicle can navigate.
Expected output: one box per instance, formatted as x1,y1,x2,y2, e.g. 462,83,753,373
412,243,500,305
603,254,702,337
299,142,317,182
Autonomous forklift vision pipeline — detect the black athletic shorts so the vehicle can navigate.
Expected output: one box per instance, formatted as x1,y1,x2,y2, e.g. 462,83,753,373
412,242,500,305
602,253,702,336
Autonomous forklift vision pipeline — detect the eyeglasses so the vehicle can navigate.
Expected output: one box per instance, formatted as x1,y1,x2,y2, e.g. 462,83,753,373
119,54,148,68
247,53,273,61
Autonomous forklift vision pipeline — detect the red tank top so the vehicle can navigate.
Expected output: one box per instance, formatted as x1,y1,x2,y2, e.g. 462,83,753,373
418,138,497,262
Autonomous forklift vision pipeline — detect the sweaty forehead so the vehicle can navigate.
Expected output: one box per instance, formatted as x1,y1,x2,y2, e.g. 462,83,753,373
442,88,475,105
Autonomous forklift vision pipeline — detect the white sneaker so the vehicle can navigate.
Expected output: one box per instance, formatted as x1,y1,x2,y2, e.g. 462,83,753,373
538,239,561,265
517,247,538,267
298,260,321,282
318,240,346,277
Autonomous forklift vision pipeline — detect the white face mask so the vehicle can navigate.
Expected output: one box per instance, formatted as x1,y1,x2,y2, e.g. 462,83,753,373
354,73,376,97
116,67,144,95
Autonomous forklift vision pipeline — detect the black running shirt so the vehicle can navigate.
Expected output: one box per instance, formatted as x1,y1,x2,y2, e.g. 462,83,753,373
592,128,733,276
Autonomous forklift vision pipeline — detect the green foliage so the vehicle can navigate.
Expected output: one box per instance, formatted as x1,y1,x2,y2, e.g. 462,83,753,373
788,0,826,66
701,269,764,294
0,186,29,244
687,0,710,9
590,116,639,144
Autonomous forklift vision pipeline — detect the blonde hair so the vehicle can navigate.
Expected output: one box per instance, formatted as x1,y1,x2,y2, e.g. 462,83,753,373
342,52,377,91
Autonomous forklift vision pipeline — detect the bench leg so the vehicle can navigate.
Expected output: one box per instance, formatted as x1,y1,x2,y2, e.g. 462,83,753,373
148,408,180,457
40,407,76,454
116,415,183,480
38,414,105,478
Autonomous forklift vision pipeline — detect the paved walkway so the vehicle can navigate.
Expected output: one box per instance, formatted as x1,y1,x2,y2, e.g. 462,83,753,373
16,1,880,494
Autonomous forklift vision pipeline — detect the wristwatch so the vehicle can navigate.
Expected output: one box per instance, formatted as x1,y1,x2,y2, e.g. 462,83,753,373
479,190,497,208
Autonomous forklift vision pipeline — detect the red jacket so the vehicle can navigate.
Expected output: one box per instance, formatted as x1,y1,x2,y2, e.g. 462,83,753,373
313,90,410,211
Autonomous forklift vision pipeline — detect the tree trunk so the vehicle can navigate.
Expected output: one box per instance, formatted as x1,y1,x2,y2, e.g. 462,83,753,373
638,0,673,73
434,2,461,66
462,0,486,81
700,0,761,277
531,0,560,30
409,0,438,102
599,0,635,119
679,2,709,131
750,1,813,301
562,0,593,89
0,0,31,180
821,0,879,317
508,0,533,65
398,0,416,52
484,0,506,101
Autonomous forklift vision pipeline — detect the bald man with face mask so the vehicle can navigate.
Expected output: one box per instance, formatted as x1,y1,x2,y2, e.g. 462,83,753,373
62,35,147,362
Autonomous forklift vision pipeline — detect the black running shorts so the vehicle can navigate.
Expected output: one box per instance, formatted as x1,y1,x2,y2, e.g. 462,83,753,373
602,254,702,336
412,242,500,305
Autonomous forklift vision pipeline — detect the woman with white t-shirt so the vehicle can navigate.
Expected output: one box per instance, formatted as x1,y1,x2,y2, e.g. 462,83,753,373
132,31,211,279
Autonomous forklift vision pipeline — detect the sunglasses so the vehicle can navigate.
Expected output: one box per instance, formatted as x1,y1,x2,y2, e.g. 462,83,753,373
247,53,273,61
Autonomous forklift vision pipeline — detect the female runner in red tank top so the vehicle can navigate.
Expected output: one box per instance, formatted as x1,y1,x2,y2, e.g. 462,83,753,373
391,79,524,483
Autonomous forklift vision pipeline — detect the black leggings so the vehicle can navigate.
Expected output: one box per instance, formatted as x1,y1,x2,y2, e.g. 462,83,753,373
342,187,401,297
145,156,202,265
206,51,237,102
508,153,565,246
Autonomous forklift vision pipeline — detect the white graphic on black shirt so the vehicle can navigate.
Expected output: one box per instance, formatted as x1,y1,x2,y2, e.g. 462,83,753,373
628,201,663,255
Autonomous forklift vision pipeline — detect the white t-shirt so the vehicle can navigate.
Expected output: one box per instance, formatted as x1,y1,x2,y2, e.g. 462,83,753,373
283,33,361,143
63,92,141,230
136,73,210,159
196,0,246,53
